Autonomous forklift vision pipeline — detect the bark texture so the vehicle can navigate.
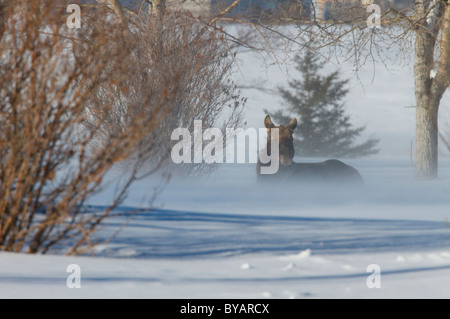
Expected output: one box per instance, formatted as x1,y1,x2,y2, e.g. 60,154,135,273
414,1,450,179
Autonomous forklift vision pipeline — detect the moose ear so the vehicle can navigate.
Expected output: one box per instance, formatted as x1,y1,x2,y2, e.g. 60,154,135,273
264,115,275,129
288,118,297,131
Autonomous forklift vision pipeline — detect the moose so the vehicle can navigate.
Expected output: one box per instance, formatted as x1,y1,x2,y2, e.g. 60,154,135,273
257,115,363,184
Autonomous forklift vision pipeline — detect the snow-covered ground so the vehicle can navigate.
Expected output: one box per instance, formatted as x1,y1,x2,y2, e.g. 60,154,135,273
2,164,450,299
2,38,450,299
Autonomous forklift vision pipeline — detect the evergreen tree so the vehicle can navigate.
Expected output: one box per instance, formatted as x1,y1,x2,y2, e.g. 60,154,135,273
267,50,379,158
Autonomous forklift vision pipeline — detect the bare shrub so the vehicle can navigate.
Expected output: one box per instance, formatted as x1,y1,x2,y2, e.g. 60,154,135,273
0,1,243,254
84,11,245,176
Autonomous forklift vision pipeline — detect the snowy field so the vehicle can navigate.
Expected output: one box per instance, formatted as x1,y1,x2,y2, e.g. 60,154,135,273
1,44,450,299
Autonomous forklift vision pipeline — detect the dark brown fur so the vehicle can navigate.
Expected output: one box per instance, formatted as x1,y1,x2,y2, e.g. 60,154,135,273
257,115,363,184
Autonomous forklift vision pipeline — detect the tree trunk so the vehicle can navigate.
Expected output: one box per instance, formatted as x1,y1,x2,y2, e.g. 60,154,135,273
413,2,450,179
415,97,439,179
414,24,437,179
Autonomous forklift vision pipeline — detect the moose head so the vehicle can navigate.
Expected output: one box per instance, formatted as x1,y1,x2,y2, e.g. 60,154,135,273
264,115,297,166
